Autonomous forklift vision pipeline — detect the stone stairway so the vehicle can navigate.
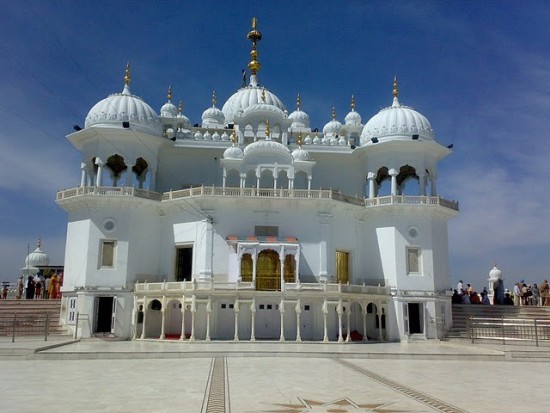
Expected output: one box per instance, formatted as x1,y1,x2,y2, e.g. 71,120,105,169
447,304,550,338
0,299,68,336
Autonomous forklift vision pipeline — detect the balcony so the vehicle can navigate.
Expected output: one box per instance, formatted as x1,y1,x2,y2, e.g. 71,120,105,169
56,185,458,211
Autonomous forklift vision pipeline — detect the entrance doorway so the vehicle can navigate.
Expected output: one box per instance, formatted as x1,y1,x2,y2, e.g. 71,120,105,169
96,296,116,333
176,246,193,281
407,303,423,334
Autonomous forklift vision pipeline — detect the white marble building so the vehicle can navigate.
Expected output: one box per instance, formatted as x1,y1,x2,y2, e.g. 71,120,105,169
56,18,458,342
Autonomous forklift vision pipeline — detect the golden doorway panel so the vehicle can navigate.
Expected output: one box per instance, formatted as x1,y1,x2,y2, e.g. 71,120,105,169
336,251,349,284
257,249,280,291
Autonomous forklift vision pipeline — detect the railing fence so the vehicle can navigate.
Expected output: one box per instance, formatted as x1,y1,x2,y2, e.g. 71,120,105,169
468,316,550,346
0,313,51,342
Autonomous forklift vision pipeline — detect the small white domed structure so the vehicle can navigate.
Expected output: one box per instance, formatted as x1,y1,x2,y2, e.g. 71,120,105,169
288,94,310,130
222,81,285,125
344,96,362,126
361,77,434,145
22,239,49,276
202,91,225,128
489,264,502,280
85,64,161,135
176,101,192,129
160,86,178,118
224,144,244,159
322,107,342,137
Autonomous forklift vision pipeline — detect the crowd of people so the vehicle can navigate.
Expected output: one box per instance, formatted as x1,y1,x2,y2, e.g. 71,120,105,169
452,278,550,306
13,273,63,300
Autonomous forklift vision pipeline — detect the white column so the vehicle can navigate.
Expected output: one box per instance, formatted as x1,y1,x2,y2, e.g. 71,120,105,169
280,248,285,290
337,300,344,343
295,251,301,283
367,172,376,198
279,298,285,342
322,299,329,343
346,304,351,342
222,169,227,188
240,174,246,189
377,303,383,341
362,305,368,342
233,298,240,341
95,158,104,187
307,176,312,191
389,168,398,196
179,301,186,341
80,163,87,187
252,251,258,286
205,297,212,341
250,299,256,341
189,295,196,341
418,172,426,196
199,219,214,280
318,214,332,282
430,175,438,196
295,300,302,342
159,297,166,340
140,300,147,339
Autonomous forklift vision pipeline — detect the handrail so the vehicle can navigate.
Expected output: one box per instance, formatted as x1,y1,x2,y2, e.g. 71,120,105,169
0,312,52,342
468,316,550,346
56,185,458,211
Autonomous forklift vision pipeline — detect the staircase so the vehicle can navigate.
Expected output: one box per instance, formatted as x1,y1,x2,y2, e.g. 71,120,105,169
0,299,67,336
447,304,550,339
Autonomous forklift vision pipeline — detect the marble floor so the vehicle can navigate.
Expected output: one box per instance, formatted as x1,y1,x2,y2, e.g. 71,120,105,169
2,339,549,412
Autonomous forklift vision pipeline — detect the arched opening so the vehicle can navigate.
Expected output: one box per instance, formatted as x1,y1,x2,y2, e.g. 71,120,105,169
245,170,256,188
349,302,364,341
106,154,127,186
165,299,182,339
145,299,162,338
278,169,289,190
241,253,253,282
225,169,240,188
256,249,280,291
294,170,308,190
132,157,149,189
397,165,418,195
366,302,383,340
376,167,390,196
259,169,274,189
284,254,296,283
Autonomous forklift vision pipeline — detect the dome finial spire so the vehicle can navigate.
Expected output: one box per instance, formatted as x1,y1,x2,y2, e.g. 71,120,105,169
392,76,399,98
167,86,173,102
297,131,303,147
247,17,262,76
211,90,217,107
265,120,270,139
332,106,336,121
351,95,356,111
178,101,183,114
296,94,301,110
124,63,131,86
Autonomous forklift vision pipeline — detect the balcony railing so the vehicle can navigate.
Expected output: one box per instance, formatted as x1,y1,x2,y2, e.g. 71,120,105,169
57,185,458,211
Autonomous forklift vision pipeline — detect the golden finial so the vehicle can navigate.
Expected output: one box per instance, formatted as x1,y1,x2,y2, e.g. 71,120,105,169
37,237,41,248
211,90,217,107
351,95,356,111
331,106,336,121
178,101,183,114
261,87,266,102
247,17,262,75
265,120,270,139
392,76,399,98
231,130,237,144
124,63,131,85
167,86,173,101
297,131,303,146
296,94,301,110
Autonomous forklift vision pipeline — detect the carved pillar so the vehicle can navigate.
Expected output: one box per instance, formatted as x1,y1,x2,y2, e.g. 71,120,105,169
140,300,147,339
279,298,285,342
337,300,344,343
179,300,186,341
95,158,104,187
295,300,302,342
389,168,398,196
322,299,329,343
362,304,368,342
318,214,332,282
250,299,256,341
189,295,196,342
377,303,383,341
159,297,166,340
233,298,240,341
80,163,87,188
205,297,212,341
346,303,351,342
367,172,376,198
418,171,427,196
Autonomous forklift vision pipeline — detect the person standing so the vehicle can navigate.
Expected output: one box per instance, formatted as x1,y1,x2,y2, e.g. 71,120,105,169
25,276,35,299
16,275,24,299
48,274,57,300
513,282,521,306
540,279,549,306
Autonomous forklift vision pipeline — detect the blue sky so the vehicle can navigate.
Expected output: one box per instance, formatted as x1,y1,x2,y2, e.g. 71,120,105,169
1,1,549,291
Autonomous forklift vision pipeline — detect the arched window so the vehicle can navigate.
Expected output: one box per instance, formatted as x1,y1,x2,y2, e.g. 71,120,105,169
241,253,253,282
284,254,296,283
256,249,280,291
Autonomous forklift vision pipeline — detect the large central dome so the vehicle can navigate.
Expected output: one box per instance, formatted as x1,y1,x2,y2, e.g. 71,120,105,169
222,76,286,124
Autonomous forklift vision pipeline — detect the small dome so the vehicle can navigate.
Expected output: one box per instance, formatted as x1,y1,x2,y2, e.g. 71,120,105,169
160,102,177,118
85,83,161,135
360,96,434,145
212,131,221,141
330,137,338,146
489,265,502,280
224,144,244,159
312,135,321,145
194,131,203,140
289,109,310,128
222,76,286,124
202,106,225,125
203,131,212,140
242,102,286,119
24,240,49,268
292,147,311,161
338,136,347,146
221,131,230,141
322,108,342,136
345,110,362,126
243,139,291,157
304,135,312,145
322,135,330,145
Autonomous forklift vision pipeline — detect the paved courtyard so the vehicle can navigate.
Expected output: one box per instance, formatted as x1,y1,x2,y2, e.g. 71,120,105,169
2,338,549,412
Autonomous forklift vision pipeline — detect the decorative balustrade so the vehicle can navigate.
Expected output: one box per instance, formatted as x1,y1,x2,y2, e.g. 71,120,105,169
57,185,458,211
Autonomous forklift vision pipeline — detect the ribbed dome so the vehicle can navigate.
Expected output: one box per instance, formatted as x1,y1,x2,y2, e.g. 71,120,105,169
289,109,310,128
24,241,49,268
323,119,342,136
223,144,244,159
242,102,286,118
222,76,285,124
177,113,191,129
292,147,311,161
202,106,225,125
85,84,161,135
243,139,291,157
160,102,177,118
345,110,362,126
360,96,434,145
